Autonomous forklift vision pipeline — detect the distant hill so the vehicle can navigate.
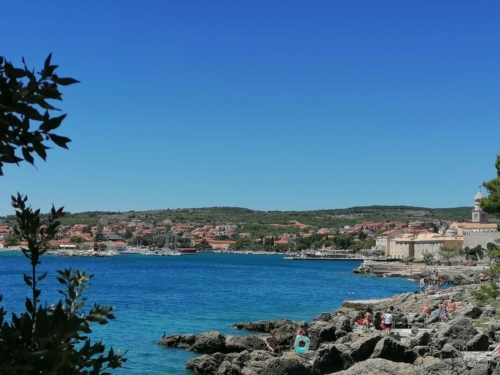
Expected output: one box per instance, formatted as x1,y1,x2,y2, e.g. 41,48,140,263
0,205,474,228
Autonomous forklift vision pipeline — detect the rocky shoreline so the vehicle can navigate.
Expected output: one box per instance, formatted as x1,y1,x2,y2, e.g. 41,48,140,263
159,282,500,375
352,263,486,286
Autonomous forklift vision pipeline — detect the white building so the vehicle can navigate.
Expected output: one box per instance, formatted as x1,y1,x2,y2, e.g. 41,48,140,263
375,230,403,252
448,188,500,248
388,233,463,260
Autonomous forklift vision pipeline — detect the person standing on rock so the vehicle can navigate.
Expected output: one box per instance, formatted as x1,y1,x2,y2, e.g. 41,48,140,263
435,272,441,290
479,272,486,285
381,310,393,335
419,278,426,293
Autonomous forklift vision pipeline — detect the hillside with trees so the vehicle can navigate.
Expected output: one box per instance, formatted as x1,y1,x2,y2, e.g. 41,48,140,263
0,205,474,230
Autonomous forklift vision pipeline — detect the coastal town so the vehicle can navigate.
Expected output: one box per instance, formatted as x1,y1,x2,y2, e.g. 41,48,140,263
1,189,498,261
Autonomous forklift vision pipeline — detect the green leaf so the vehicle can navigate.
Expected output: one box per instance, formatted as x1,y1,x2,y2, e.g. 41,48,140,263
37,271,48,281
49,134,71,149
25,297,34,314
23,274,32,287
44,53,52,70
22,147,34,165
52,77,80,86
32,142,48,161
40,114,66,132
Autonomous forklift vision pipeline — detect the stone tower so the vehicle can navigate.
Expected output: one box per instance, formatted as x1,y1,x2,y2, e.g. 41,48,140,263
472,187,488,223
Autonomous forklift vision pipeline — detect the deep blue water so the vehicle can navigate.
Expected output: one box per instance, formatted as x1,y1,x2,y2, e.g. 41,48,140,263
0,252,418,374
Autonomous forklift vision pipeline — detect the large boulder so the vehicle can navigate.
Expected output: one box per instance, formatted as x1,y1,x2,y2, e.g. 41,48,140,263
431,317,478,350
370,337,417,363
480,305,496,320
333,358,426,375
458,304,483,319
413,356,465,375
402,330,431,349
186,353,226,375
424,314,440,326
348,332,382,362
312,343,354,373
259,352,318,375
438,343,460,359
466,333,490,351
179,334,197,348
313,312,352,333
158,334,181,347
216,361,241,375
191,331,226,354
224,335,267,353
307,321,337,350
239,351,275,375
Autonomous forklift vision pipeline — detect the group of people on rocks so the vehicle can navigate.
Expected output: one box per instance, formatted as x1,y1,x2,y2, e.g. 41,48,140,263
419,271,443,293
421,299,459,323
264,326,309,354
361,306,394,335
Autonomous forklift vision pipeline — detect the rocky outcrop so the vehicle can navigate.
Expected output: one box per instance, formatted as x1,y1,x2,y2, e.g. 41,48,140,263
260,352,319,375
333,358,426,375
190,331,226,354
312,344,354,373
466,333,490,351
459,304,483,319
162,283,500,375
187,353,226,375
307,321,337,350
370,337,417,363
352,264,372,274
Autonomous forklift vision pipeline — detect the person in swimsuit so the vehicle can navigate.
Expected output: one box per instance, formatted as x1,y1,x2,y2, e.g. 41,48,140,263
435,272,441,290
265,332,278,353
422,303,431,315
363,310,373,329
479,272,486,285
448,299,457,313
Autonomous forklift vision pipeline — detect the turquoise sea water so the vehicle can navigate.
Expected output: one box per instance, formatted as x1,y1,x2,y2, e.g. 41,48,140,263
0,252,418,374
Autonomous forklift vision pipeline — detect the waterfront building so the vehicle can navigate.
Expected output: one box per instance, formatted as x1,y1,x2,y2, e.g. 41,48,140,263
388,233,463,260
375,230,403,253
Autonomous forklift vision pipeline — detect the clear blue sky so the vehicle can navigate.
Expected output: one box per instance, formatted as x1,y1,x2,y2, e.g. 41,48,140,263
1,1,499,215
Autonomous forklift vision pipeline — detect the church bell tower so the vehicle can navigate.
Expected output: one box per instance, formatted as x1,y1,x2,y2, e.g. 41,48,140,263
472,187,488,223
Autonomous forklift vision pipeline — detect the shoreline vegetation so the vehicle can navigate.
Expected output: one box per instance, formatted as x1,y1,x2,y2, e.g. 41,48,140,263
159,266,500,375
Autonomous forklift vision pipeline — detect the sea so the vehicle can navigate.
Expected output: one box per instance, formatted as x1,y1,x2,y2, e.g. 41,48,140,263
0,252,418,374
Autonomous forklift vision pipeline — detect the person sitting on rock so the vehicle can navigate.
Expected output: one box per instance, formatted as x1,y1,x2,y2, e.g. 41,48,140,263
439,304,449,322
265,332,278,353
421,303,431,315
363,309,373,329
447,299,457,313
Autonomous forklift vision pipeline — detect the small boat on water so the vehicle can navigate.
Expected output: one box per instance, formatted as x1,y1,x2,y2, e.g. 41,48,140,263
179,248,197,255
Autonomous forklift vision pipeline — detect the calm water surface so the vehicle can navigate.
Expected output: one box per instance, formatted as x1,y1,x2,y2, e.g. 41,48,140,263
0,252,418,374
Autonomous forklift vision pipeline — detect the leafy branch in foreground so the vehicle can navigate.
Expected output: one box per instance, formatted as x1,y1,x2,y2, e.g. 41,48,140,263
0,194,126,374
0,53,78,175
0,55,126,373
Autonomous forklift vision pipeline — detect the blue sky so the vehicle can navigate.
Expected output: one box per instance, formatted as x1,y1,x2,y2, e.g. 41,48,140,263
1,1,499,215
